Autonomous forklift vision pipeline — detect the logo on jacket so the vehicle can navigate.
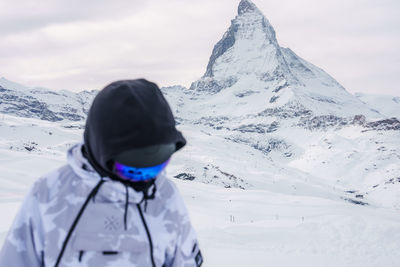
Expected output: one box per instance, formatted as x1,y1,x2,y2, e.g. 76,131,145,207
104,216,120,231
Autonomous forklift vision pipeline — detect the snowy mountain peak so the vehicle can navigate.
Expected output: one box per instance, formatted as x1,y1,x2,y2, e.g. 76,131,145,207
189,1,381,118
197,0,288,87
238,0,260,15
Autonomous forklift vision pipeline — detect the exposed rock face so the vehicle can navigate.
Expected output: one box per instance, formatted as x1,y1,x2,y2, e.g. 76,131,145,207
204,23,237,78
366,118,400,131
0,89,62,121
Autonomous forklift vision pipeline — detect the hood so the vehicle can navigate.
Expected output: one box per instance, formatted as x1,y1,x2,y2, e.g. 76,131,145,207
83,79,186,181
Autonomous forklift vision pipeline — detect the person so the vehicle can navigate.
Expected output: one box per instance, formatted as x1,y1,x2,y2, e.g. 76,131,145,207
0,79,203,267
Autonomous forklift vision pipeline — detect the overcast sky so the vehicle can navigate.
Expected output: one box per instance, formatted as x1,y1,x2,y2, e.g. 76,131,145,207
0,0,399,95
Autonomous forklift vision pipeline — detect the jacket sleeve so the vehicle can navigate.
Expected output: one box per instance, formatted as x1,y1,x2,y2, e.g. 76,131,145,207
0,185,45,267
166,186,203,267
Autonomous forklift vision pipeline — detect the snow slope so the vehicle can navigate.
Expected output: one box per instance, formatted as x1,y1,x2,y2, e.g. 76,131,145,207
355,92,400,119
0,114,400,266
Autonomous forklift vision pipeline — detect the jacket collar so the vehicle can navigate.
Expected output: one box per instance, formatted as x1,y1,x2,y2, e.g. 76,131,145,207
67,142,166,203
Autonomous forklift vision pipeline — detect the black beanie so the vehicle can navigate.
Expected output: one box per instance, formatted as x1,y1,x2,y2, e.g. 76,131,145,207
83,79,186,180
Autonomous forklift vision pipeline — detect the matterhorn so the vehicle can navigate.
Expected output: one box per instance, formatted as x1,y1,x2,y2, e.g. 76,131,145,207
161,0,400,208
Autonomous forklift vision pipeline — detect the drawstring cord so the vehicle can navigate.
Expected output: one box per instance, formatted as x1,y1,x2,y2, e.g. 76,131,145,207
123,181,156,229
138,182,157,212
54,179,105,267
124,185,129,231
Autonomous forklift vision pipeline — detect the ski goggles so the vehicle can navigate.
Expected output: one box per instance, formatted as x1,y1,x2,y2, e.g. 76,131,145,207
113,159,170,182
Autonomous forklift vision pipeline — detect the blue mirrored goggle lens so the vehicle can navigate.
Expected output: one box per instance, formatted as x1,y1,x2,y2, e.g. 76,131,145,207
114,159,170,182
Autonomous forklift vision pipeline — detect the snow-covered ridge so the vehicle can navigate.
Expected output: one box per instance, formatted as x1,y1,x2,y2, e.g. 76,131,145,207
0,77,97,121
0,77,31,91
355,92,400,119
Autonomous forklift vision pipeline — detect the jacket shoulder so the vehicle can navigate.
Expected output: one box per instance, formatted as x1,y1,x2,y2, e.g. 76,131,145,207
157,177,181,201
156,177,190,215
31,164,79,203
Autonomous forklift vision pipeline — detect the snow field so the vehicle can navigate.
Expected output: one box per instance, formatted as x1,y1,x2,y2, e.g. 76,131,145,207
176,179,400,267
1,115,400,266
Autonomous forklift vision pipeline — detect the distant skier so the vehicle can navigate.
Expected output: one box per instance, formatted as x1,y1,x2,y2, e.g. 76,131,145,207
0,79,203,267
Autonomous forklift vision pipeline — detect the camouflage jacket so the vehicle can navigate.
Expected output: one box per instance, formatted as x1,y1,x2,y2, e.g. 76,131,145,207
0,143,202,267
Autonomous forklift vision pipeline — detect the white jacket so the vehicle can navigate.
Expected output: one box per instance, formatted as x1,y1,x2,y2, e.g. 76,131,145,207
0,143,203,267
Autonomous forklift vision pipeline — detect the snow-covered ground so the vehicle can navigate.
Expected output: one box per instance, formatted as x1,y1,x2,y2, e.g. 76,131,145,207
182,181,400,267
1,114,400,267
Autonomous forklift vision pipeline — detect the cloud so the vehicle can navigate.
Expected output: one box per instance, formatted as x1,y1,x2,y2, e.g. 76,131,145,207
0,0,148,35
0,0,233,90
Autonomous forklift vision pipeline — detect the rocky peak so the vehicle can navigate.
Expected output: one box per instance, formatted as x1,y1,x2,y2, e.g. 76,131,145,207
202,0,280,78
193,0,295,92
238,0,260,15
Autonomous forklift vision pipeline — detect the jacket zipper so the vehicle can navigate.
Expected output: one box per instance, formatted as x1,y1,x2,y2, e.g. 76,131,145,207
137,204,156,267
